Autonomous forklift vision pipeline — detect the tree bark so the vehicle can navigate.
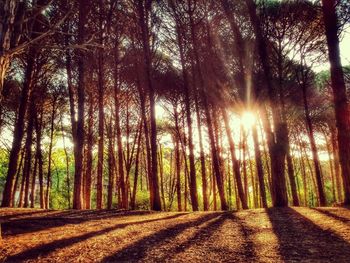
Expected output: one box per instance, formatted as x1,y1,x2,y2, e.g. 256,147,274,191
301,80,326,206
252,124,268,208
136,0,161,211
322,0,350,205
172,17,199,211
96,0,105,209
1,49,35,207
23,100,35,208
245,0,288,207
114,48,127,209
73,0,89,209
222,108,248,209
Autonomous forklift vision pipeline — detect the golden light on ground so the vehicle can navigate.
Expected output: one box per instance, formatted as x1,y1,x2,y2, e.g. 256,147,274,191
241,111,256,130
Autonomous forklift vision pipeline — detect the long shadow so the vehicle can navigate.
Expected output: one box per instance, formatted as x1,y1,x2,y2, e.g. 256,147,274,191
101,212,222,262
312,208,350,223
227,213,257,259
267,207,350,261
158,212,257,262
5,213,188,262
0,210,55,221
156,213,228,262
2,210,157,236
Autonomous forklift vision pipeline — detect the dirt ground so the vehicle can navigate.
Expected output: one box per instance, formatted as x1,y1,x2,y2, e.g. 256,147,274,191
1,207,350,262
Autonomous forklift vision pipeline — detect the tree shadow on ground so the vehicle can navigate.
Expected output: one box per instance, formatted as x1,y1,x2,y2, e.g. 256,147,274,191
1,210,157,236
4,213,187,262
0,210,54,221
102,212,257,263
267,207,350,261
312,208,350,223
227,213,257,260
101,212,222,262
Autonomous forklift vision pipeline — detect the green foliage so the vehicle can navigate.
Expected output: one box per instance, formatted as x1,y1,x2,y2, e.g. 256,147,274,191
134,190,151,210
0,149,9,196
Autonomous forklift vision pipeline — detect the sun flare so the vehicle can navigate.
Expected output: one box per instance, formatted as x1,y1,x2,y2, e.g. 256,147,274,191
241,111,256,130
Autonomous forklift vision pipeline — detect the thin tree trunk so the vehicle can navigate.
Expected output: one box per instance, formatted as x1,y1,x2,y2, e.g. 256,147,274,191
114,48,127,209
301,81,326,206
23,100,35,208
330,126,342,202
107,118,115,210
173,18,199,211
45,98,56,209
12,151,24,207
222,109,248,209
96,0,105,209
1,49,36,207
131,124,142,210
252,124,267,208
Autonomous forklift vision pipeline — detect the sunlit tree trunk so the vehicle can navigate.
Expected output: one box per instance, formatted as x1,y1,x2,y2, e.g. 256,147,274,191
252,124,267,208
222,109,248,209
107,118,115,210
245,0,288,207
330,126,343,201
158,144,166,210
84,93,93,209
23,100,35,208
12,151,24,207
172,20,199,211
45,97,56,209
60,115,71,209
114,48,127,209
322,0,350,205
300,80,326,206
194,90,209,211
1,49,36,207
131,125,142,210
174,109,182,212
136,0,161,211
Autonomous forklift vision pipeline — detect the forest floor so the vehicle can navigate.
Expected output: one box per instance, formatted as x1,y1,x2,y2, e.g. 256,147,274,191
1,207,350,262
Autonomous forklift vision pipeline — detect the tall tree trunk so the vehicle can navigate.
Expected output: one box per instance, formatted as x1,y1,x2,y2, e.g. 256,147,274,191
245,0,288,207
96,0,105,209
34,108,44,208
137,0,161,211
194,90,209,211
131,124,142,210
61,115,71,209
85,94,93,209
12,151,24,207
107,119,115,209
45,98,56,209
322,0,350,205
301,81,326,206
1,49,36,207
252,124,268,208
330,126,342,202
23,100,35,208
172,18,199,211
114,49,127,209
188,14,228,211
222,108,248,209
158,144,166,210
73,0,89,209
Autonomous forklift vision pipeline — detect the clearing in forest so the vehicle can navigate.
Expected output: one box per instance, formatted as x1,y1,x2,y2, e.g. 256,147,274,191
1,207,350,262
